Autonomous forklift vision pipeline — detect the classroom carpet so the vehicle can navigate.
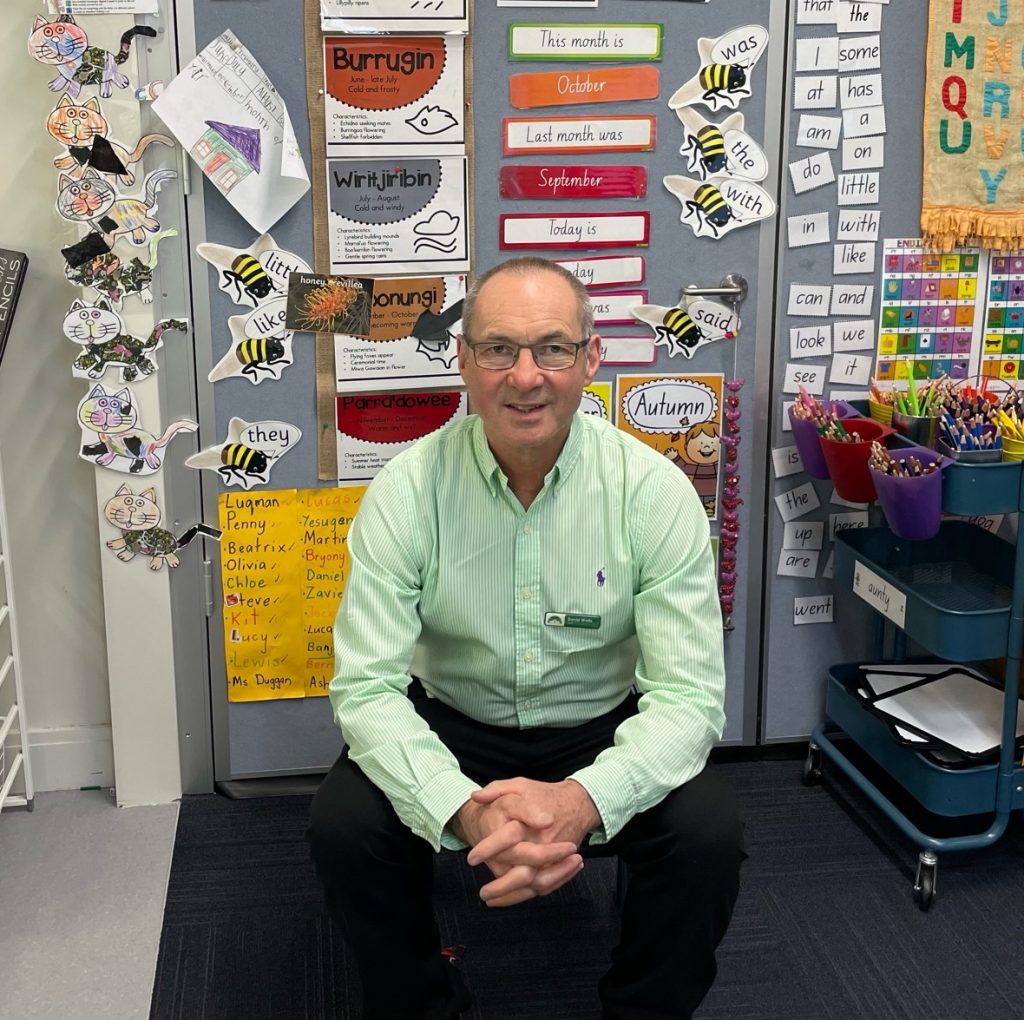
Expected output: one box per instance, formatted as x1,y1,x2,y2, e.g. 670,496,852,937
149,754,1024,1020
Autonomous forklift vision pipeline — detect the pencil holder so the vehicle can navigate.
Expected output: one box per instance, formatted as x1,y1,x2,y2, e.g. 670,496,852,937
1001,435,1024,462
891,409,939,450
869,444,952,540
937,433,1001,464
868,399,894,426
818,417,893,502
787,406,831,479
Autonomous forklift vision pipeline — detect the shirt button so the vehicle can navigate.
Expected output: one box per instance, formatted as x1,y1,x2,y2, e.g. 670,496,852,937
524,650,533,662
523,524,532,535
522,588,532,600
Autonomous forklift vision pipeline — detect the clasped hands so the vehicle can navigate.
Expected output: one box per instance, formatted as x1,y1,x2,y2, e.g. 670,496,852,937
452,777,601,909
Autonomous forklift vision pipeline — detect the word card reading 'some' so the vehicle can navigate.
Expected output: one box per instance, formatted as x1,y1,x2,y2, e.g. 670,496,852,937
500,212,650,250
509,23,663,61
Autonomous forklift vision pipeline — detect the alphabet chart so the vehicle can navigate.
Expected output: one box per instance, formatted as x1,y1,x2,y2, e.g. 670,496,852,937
874,238,983,383
982,254,1024,383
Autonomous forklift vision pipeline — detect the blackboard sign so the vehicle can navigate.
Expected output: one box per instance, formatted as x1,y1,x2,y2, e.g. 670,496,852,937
0,248,28,370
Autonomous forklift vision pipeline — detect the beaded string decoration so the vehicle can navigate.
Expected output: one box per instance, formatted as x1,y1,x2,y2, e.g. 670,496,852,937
719,378,745,633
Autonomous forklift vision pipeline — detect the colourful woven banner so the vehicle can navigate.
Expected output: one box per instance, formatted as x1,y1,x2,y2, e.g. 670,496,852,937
922,2,1024,251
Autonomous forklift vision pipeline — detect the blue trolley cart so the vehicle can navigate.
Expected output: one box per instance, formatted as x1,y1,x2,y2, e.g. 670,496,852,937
806,452,1024,911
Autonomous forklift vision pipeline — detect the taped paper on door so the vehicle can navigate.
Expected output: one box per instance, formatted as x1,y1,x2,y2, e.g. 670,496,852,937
152,30,310,234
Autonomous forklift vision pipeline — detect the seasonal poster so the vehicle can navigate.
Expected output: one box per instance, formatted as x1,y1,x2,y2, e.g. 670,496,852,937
324,36,465,156
615,373,724,519
336,391,467,482
335,274,465,392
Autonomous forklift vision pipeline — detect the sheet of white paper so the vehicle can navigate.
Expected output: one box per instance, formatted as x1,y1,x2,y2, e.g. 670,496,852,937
833,318,875,350
790,323,832,359
829,352,873,386
843,105,886,138
838,35,881,71
836,208,880,241
842,135,884,170
789,284,832,317
784,520,824,550
796,114,842,150
778,547,820,578
841,73,882,109
776,481,822,522
829,510,869,540
773,445,804,478
795,37,839,71
831,284,874,315
796,0,838,25
793,75,838,110
788,212,831,248
794,595,833,624
837,3,882,33
833,241,876,275
790,153,835,195
48,0,157,11
153,31,309,234
783,362,826,395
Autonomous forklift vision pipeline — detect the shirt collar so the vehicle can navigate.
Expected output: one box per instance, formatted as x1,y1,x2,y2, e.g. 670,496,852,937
469,412,587,498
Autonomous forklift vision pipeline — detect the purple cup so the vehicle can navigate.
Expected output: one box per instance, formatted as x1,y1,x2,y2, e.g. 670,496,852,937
870,444,952,540
787,406,831,479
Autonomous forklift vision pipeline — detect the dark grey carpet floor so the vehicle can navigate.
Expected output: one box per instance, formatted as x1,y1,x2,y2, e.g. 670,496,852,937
150,755,1024,1019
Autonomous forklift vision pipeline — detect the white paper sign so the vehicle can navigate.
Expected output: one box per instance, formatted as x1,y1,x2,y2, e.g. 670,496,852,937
773,445,805,478
831,284,874,315
783,362,826,395
838,172,880,205
793,75,838,110
504,116,655,153
838,35,881,70
501,212,649,249
590,291,648,325
833,318,875,350
822,549,835,579
778,547,820,577
842,136,884,170
834,242,877,274
796,114,842,149
794,595,834,624
829,510,869,539
837,208,880,241
843,105,887,138
320,0,468,33
509,24,662,60
829,352,873,385
600,337,656,364
789,284,832,317
796,37,839,71
790,324,832,359
790,153,835,195
556,256,644,288
152,30,311,234
789,212,831,248
837,3,882,33
775,481,822,522
841,73,882,109
852,560,907,627
784,520,824,549
796,0,837,25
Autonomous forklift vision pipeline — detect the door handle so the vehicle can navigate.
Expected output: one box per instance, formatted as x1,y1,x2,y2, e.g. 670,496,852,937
681,273,748,317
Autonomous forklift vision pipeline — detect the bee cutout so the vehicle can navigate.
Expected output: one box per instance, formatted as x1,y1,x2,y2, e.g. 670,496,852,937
197,232,312,310
209,297,294,385
668,25,770,114
663,175,776,240
184,416,301,490
676,109,768,183
631,298,739,360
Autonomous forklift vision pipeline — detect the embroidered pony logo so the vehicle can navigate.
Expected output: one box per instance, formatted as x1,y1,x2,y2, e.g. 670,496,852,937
596,569,606,587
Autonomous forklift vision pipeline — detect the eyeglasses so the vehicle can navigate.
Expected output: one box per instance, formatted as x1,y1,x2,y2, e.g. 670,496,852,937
463,337,590,371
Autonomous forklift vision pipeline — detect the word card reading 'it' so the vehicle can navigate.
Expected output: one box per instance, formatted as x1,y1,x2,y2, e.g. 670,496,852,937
500,212,651,250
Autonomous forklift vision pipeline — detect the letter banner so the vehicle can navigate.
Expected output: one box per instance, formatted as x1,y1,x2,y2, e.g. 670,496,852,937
921,1,1024,251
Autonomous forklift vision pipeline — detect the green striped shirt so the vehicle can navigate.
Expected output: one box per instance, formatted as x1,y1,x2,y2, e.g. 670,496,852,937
330,412,725,851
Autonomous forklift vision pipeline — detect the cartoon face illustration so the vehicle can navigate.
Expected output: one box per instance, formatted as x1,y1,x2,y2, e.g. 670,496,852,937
684,422,720,464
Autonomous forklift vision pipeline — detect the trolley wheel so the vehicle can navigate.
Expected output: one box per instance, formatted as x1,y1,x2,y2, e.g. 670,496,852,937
913,853,938,912
801,742,823,787
26,798,34,812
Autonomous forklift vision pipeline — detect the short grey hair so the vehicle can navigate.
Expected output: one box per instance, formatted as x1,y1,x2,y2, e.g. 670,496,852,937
462,256,594,339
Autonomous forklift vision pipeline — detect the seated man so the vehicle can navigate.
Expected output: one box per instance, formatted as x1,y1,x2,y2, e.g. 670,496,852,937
308,256,744,1019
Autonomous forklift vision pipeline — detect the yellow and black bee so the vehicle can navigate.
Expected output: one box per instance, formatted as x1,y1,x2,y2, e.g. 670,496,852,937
235,337,288,381
699,64,747,102
223,254,274,303
692,124,728,175
659,308,706,351
686,184,733,238
219,442,269,484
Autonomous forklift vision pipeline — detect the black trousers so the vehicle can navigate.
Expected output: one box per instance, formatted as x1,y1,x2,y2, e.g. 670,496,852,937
307,683,744,1020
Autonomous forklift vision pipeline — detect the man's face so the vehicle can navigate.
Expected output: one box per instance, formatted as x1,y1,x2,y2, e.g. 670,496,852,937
458,269,600,470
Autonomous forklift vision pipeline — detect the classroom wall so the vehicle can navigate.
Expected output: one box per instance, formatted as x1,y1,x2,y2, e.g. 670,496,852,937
0,5,114,791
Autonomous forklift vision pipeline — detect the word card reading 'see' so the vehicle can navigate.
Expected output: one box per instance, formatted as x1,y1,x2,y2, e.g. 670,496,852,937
503,116,656,155
555,255,645,288
509,67,660,109
508,23,663,62
500,212,650,250
500,164,647,200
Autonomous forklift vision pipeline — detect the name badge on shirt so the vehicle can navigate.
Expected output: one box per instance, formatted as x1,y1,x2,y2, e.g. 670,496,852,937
545,612,601,629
